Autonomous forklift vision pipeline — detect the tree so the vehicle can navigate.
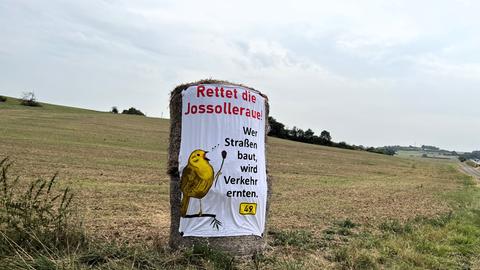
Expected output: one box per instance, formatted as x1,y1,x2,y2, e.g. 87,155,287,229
111,106,119,114
268,117,286,138
337,141,348,148
421,145,439,151
304,129,315,142
296,128,305,141
20,91,41,107
288,126,299,140
366,146,397,156
384,147,397,156
121,107,145,116
320,130,332,145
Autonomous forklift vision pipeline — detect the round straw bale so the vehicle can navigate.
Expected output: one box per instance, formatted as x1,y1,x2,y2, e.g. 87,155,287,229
168,79,271,256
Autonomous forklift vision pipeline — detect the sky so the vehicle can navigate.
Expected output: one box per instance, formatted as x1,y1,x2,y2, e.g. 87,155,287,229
0,0,479,152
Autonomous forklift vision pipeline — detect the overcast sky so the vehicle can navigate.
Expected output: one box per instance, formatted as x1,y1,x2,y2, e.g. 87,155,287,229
1,0,479,151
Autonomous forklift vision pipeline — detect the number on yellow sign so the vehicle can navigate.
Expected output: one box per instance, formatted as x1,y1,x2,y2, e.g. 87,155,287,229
239,203,257,215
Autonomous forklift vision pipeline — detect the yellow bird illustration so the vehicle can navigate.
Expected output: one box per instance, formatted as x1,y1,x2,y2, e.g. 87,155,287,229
180,149,214,216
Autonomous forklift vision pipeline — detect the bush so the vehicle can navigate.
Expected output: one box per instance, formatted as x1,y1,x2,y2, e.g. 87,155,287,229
20,92,41,107
111,106,119,114
0,157,84,255
122,107,145,116
466,160,479,168
366,146,397,156
0,96,6,102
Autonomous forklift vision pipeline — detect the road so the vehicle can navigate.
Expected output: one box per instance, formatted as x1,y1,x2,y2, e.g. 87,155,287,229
459,163,480,180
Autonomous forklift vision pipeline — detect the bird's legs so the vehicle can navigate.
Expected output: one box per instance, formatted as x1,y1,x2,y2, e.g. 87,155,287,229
198,199,203,216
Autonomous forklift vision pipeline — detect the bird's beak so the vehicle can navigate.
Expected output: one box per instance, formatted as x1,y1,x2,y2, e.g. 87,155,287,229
204,151,210,161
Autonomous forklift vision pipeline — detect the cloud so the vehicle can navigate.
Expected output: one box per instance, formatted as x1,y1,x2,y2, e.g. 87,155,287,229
413,54,480,81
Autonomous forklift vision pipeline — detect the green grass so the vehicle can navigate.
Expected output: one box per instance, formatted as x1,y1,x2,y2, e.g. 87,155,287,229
1,96,479,269
328,183,480,269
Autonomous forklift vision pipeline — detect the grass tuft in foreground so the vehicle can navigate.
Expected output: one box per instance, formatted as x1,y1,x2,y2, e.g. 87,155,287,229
269,229,317,250
0,157,85,256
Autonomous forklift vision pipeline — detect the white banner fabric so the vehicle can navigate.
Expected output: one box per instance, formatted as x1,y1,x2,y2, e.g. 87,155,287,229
178,84,267,237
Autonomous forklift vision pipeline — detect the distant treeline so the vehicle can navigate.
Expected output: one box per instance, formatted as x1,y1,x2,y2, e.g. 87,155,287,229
386,145,458,156
382,145,480,162
268,117,396,155
459,151,480,162
111,106,145,116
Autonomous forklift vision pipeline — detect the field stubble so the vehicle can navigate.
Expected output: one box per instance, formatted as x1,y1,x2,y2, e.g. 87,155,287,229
0,98,476,269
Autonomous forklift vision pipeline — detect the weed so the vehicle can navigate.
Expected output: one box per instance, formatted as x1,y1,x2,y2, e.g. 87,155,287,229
78,242,171,269
276,258,305,270
336,219,358,229
182,244,235,269
354,253,378,270
0,157,85,255
252,252,276,270
269,229,316,249
426,211,454,227
379,220,413,234
332,246,349,263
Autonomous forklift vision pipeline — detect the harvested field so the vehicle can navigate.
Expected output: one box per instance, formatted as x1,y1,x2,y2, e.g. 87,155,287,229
0,98,462,241
1,97,478,269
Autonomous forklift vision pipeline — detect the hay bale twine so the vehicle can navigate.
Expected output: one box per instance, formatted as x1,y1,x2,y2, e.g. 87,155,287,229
168,79,271,256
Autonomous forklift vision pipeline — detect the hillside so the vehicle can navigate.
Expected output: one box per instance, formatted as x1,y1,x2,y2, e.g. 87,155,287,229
1,97,478,269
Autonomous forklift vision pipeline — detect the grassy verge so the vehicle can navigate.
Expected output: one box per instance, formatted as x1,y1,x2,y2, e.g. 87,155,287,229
326,172,480,269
